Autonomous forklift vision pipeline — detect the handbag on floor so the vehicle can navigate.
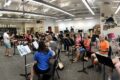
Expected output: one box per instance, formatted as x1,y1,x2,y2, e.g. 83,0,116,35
57,61,64,70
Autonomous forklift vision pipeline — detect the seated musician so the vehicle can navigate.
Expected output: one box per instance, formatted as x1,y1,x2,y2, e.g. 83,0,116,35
91,34,109,64
45,34,58,52
112,57,120,77
73,34,91,62
111,42,120,77
30,41,55,80
73,33,81,61
91,34,113,80
24,31,32,43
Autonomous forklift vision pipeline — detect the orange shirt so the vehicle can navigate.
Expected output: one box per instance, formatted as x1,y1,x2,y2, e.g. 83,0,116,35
84,39,91,49
99,40,109,54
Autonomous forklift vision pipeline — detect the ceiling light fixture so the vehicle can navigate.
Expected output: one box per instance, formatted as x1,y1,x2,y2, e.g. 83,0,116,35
60,2,71,7
49,0,56,3
74,18,83,20
0,13,3,17
112,7,117,9
113,0,120,3
85,17,94,19
64,19,72,21
115,4,120,14
4,0,12,7
82,0,95,15
0,10,57,19
32,0,75,17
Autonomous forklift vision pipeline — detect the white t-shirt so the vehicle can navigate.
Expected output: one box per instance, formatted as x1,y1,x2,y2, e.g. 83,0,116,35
3,32,10,43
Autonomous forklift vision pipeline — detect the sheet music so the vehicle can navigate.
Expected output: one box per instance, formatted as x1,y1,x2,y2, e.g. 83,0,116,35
17,45,31,56
33,41,39,49
24,45,31,53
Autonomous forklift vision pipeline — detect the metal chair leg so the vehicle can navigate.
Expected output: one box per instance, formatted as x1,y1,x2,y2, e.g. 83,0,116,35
56,69,60,79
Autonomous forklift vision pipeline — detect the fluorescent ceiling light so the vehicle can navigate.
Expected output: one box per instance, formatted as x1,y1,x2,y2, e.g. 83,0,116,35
64,19,71,21
82,0,95,15
0,18,35,21
87,0,95,7
115,5,120,14
60,2,71,7
113,0,120,2
43,8,49,12
112,7,117,9
0,11,23,15
91,7,97,9
0,13,3,17
0,10,57,19
49,0,56,3
32,0,75,17
4,0,12,7
67,9,76,11
85,17,94,19
74,18,83,20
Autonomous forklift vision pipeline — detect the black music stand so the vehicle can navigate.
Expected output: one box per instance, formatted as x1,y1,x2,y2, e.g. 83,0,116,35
77,50,88,74
17,43,31,80
57,48,62,61
96,53,115,80
77,40,88,74
13,42,16,55
20,55,29,80
69,47,75,63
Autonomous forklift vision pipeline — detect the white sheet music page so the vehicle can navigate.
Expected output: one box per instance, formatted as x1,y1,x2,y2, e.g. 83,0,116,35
33,41,39,49
17,45,31,56
17,45,27,56
24,45,31,53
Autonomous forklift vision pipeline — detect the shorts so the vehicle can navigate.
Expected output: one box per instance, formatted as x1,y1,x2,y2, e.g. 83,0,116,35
33,64,50,74
79,47,85,53
4,42,11,48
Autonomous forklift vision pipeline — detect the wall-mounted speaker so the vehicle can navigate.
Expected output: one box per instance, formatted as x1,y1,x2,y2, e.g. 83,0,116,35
36,20,42,23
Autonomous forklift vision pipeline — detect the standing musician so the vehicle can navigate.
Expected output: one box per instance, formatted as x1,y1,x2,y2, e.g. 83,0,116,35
3,30,14,57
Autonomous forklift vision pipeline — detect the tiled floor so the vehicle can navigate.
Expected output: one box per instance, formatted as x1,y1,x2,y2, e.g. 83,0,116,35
0,46,119,80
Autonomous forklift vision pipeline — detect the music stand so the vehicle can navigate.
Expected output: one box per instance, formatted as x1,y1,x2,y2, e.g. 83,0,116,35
96,53,115,80
77,40,88,74
77,50,88,74
13,40,18,55
17,43,31,80
13,41,16,55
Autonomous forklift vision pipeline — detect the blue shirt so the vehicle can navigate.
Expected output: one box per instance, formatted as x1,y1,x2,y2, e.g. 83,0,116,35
34,50,53,70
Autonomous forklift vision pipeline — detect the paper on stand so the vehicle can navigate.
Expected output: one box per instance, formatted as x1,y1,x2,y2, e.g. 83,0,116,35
33,41,39,49
24,45,31,53
17,45,31,56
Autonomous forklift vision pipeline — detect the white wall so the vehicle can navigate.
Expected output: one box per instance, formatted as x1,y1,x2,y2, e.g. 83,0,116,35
57,18,100,32
44,18,56,32
103,27,120,37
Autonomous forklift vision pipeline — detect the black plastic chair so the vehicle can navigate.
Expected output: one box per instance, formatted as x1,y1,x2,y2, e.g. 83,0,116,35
108,46,112,58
